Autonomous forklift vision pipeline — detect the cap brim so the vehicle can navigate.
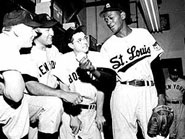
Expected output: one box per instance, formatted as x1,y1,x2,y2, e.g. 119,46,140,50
99,8,121,17
25,21,41,27
40,21,57,28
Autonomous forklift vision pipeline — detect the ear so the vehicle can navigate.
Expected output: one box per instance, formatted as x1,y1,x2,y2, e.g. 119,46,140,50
120,11,126,20
68,43,74,49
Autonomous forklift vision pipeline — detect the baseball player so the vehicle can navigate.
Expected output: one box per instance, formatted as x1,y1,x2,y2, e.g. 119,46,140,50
165,67,185,139
51,26,111,139
99,2,166,139
20,13,83,139
0,9,40,139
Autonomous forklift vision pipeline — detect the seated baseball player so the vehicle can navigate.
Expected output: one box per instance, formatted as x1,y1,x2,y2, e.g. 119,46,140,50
0,9,41,139
51,26,116,139
19,13,83,139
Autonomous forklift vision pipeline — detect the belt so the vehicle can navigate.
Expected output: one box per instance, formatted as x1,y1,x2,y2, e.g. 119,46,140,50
120,80,154,86
166,100,182,104
77,103,96,110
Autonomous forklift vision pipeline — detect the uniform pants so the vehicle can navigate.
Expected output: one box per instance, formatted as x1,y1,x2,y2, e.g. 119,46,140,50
110,83,168,139
24,95,63,139
168,103,185,139
59,110,102,139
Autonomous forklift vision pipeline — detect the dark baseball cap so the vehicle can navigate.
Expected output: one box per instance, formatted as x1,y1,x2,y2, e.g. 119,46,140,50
99,2,122,17
3,9,41,27
169,68,179,75
65,26,84,44
34,13,57,28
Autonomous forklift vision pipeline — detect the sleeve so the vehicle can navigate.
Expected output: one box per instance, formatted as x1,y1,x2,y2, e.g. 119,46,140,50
18,55,38,78
151,56,165,96
144,29,164,62
0,50,22,72
91,67,117,92
22,74,38,82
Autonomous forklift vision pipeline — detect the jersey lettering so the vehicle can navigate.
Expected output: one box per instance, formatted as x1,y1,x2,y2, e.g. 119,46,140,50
39,60,56,76
68,72,78,83
110,55,125,69
110,45,151,72
128,45,151,60
166,84,185,93
39,63,49,75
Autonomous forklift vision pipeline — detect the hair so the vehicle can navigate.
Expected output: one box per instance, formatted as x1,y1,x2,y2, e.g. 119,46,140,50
70,29,83,43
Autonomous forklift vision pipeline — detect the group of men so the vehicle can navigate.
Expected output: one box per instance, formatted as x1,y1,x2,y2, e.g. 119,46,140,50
0,5,115,139
0,1,184,139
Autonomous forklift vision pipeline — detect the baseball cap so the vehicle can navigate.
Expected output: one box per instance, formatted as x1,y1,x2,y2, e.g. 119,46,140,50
99,2,122,17
65,26,84,44
34,13,57,28
3,9,41,27
169,68,179,75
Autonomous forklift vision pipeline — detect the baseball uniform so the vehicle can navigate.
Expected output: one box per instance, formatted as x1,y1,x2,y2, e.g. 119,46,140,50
0,32,29,139
100,28,164,139
52,51,107,139
20,45,63,137
165,77,185,139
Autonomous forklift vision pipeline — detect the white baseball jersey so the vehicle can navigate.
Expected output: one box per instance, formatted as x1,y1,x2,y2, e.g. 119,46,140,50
21,45,62,88
20,45,64,137
100,28,165,139
101,28,163,82
0,33,23,72
52,51,107,139
0,32,29,139
165,77,185,101
165,77,185,139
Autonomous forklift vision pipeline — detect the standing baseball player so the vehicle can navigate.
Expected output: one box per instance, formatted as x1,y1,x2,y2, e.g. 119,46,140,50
165,67,185,139
99,2,166,139
51,26,116,139
20,13,83,139
0,9,40,139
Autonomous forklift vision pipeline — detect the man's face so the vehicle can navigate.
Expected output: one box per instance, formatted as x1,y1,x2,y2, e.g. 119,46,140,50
169,73,179,82
14,24,37,48
103,11,124,34
70,32,89,53
36,28,54,46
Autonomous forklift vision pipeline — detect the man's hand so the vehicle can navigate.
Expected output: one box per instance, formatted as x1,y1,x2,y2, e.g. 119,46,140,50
78,56,95,72
70,116,82,135
62,91,83,105
95,114,106,132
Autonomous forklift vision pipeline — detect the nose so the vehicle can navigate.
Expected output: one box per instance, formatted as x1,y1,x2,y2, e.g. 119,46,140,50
106,18,112,26
32,29,38,37
49,28,54,35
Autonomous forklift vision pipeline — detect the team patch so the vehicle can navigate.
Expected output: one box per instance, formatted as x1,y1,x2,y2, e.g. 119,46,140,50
153,42,161,51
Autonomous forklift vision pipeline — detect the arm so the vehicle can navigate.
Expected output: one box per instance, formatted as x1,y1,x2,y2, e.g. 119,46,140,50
2,70,25,108
95,90,106,131
77,59,117,93
151,56,166,105
23,74,83,104
3,70,25,102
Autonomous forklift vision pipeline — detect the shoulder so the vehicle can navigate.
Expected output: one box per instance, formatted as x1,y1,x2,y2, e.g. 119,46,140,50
131,28,152,37
56,52,73,62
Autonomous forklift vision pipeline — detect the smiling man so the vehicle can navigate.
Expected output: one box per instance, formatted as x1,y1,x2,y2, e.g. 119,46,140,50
0,9,40,139
20,13,83,139
51,26,116,139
